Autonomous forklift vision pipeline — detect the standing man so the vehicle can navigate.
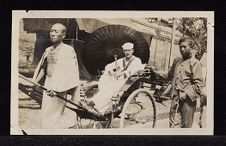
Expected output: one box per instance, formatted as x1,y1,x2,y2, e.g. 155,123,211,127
33,23,80,128
152,37,205,128
168,37,205,128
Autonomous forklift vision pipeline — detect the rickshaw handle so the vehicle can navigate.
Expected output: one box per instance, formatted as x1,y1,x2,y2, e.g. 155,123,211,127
18,74,86,110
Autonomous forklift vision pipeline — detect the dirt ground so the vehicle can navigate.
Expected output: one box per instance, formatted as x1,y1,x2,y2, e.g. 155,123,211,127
18,88,204,131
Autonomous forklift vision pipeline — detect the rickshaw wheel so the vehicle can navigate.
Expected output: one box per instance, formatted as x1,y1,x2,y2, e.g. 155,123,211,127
119,88,156,128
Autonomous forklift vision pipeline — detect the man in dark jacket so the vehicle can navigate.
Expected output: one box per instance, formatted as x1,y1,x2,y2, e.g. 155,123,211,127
153,37,205,128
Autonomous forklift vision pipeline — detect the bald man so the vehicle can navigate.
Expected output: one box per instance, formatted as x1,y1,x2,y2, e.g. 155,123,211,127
86,42,144,114
33,23,80,128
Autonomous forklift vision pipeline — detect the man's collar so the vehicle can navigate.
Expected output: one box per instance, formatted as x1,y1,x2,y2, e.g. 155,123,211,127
53,41,64,49
124,55,134,62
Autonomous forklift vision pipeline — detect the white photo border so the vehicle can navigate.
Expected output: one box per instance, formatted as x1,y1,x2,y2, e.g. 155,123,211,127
11,10,214,135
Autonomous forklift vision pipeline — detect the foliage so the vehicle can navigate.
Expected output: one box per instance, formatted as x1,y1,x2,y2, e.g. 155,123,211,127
175,17,207,59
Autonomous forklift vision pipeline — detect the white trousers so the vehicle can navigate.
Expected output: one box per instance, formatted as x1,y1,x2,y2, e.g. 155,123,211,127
91,75,126,113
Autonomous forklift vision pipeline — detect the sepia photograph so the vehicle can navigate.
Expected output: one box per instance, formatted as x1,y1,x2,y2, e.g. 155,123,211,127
11,11,214,135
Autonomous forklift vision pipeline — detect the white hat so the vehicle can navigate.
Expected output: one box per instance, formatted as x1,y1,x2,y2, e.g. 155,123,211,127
122,42,134,49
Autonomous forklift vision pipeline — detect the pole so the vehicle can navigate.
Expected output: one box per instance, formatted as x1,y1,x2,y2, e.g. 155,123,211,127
114,53,119,80
153,37,158,67
168,18,175,70
19,74,106,120
19,74,88,111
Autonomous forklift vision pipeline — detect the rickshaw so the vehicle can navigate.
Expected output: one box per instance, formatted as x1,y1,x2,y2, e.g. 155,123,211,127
76,65,170,129
19,65,170,129
18,25,171,129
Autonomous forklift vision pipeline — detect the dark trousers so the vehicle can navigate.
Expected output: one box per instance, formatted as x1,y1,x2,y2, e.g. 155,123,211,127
170,96,197,128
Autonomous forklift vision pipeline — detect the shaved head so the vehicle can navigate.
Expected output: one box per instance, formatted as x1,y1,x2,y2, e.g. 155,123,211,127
51,23,66,33
50,23,66,44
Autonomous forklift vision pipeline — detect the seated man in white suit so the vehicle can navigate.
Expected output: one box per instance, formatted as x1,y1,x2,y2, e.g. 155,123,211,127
87,42,145,114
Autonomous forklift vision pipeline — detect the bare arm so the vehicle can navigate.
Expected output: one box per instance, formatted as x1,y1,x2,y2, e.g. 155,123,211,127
71,86,81,103
154,70,169,79
34,68,45,83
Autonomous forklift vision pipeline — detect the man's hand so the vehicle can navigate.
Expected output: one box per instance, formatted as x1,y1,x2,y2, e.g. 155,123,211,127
46,89,57,97
31,84,38,90
107,70,116,76
200,87,207,106
201,86,207,98
179,91,187,101
118,72,127,78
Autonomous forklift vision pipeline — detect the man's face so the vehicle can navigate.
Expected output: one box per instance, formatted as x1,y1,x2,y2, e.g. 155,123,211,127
50,24,65,43
123,47,134,58
179,41,192,59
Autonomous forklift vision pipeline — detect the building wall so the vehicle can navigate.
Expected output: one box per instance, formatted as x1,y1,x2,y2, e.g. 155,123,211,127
19,19,36,68
149,37,180,71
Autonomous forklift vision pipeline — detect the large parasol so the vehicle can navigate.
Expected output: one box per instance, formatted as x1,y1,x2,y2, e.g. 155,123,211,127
82,25,150,75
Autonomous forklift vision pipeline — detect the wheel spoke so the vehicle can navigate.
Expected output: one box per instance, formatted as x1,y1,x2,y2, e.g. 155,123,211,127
120,89,156,128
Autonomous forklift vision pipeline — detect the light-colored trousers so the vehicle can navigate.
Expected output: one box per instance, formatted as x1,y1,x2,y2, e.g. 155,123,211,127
41,91,67,129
